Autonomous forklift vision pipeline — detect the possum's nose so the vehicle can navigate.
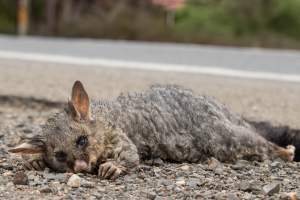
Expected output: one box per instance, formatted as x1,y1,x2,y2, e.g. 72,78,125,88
74,160,88,172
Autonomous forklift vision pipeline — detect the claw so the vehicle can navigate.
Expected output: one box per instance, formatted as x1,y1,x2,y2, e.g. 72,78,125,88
38,160,45,170
31,161,41,170
98,162,124,180
104,166,117,179
111,168,122,180
23,162,33,170
101,165,108,177
23,159,46,171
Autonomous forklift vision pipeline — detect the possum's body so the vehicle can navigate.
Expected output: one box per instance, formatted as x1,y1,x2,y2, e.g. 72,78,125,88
10,82,295,179
92,85,280,163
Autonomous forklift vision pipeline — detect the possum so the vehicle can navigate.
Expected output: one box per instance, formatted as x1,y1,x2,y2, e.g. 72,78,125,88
9,81,295,179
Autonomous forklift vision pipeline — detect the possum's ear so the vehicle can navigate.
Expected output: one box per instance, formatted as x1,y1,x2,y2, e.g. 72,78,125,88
9,138,45,154
69,80,91,121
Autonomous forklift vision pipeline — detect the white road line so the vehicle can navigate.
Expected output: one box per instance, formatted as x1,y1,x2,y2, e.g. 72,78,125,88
0,50,299,83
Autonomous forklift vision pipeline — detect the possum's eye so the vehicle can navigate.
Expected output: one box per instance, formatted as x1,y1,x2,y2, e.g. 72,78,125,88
76,136,88,148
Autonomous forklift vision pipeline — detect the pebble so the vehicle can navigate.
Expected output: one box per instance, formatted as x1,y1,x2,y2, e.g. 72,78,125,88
6,182,14,187
227,193,239,200
152,158,164,166
207,157,221,170
44,173,66,182
146,191,157,200
3,171,13,176
0,163,13,170
39,186,52,193
231,160,249,170
67,174,81,188
81,180,94,188
175,179,186,186
214,167,223,175
13,171,29,185
263,182,281,195
186,178,200,188
180,165,190,171
239,181,259,192
215,192,227,200
173,186,182,193
270,161,282,169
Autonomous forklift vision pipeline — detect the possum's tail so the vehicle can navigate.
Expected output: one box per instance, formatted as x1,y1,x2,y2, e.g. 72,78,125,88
246,119,300,161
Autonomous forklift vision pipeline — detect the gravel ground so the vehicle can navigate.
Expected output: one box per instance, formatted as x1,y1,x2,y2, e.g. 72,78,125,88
0,60,299,199
0,91,299,200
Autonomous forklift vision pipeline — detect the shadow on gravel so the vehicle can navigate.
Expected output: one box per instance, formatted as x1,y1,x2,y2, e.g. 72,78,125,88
0,95,64,110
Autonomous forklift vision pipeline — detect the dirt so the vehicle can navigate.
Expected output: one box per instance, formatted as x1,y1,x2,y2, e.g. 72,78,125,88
0,93,298,200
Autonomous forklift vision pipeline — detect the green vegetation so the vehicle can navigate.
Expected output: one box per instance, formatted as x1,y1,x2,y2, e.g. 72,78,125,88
174,0,300,47
0,1,16,33
1,0,300,49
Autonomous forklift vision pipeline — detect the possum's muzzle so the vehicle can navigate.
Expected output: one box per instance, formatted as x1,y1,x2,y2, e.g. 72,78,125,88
73,160,89,173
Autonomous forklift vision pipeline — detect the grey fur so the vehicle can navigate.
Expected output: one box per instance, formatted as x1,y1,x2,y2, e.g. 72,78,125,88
91,85,280,163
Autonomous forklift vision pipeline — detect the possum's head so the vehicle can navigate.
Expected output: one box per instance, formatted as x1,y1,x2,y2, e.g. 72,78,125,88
10,81,108,173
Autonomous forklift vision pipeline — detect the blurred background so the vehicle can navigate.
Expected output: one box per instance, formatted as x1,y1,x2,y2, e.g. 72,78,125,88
0,0,299,129
1,0,300,48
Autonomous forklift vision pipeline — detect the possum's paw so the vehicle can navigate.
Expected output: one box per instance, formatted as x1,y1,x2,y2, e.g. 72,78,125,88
98,161,124,180
286,145,296,161
21,154,46,171
23,159,45,171
277,145,295,162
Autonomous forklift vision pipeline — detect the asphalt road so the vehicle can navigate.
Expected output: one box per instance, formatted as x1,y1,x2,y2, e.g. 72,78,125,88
0,35,300,76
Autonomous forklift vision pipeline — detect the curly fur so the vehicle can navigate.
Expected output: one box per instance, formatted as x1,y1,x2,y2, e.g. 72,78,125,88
91,85,286,163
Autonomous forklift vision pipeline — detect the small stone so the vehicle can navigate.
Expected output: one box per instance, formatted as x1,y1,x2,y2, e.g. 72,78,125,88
67,174,81,188
207,157,221,170
81,180,94,188
240,181,253,192
13,171,29,185
180,165,190,171
263,182,281,195
159,179,172,186
97,187,106,193
215,192,227,200
239,180,260,193
231,160,249,170
270,161,282,169
243,193,253,200
40,186,52,193
227,193,239,200
174,186,182,193
6,182,14,187
175,179,186,186
214,167,223,175
3,171,13,176
22,128,32,133
0,163,13,170
146,191,157,200
152,158,164,166
44,173,66,182
187,178,200,188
